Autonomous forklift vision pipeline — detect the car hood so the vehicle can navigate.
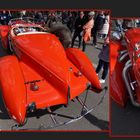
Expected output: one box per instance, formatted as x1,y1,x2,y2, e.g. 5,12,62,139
13,33,70,84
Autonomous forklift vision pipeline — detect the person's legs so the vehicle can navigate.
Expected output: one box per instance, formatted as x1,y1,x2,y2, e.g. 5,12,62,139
96,59,104,74
78,32,82,48
71,31,78,48
82,40,86,52
101,61,109,80
93,29,97,45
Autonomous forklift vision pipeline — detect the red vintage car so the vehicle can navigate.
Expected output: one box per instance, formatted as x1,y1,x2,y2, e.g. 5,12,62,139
110,27,140,107
0,18,102,128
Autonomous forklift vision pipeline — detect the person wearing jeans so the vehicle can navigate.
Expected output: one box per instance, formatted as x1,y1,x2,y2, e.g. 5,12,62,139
96,37,109,83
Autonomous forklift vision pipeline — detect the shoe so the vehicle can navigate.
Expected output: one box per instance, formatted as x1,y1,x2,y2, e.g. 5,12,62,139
100,79,105,84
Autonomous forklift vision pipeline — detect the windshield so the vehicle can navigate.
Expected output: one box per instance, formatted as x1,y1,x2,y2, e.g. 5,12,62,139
13,26,46,36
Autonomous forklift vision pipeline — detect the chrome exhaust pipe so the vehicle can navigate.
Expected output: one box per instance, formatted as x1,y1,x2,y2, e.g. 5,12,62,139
119,52,129,62
122,63,140,107
119,50,128,56
125,59,131,66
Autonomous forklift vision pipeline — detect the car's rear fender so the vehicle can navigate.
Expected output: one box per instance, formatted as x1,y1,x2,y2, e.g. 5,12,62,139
0,55,26,125
110,41,128,107
65,48,102,90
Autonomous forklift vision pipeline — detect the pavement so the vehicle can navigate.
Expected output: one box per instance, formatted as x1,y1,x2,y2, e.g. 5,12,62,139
0,36,109,131
111,99,140,135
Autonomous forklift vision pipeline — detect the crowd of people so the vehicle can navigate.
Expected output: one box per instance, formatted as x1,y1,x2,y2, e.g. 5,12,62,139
0,10,110,83
113,19,140,32
0,11,110,44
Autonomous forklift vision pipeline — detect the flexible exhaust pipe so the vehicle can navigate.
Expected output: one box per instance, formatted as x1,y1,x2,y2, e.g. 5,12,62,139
125,59,131,66
119,52,129,62
122,63,140,107
119,50,128,56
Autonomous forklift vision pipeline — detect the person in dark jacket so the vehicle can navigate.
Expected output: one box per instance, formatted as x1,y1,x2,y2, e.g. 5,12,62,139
0,11,11,25
96,37,109,83
67,12,75,33
71,11,86,48
92,11,105,46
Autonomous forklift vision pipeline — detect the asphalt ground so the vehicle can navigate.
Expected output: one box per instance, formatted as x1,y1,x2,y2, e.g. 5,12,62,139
0,36,109,131
111,99,140,135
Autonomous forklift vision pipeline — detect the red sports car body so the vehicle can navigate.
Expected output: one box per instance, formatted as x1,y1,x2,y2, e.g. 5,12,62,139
0,19,102,125
110,28,140,107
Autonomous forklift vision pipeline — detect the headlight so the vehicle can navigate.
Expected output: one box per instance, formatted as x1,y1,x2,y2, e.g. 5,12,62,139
112,32,122,40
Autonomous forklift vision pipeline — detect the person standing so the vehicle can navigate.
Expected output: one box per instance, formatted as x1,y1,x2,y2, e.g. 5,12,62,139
96,37,109,84
115,19,123,32
99,12,110,39
71,11,86,48
82,11,94,52
0,11,11,25
67,12,75,33
92,11,105,47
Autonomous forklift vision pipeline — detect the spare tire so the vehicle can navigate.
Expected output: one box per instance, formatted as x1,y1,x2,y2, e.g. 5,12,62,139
49,23,72,49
